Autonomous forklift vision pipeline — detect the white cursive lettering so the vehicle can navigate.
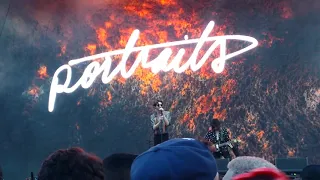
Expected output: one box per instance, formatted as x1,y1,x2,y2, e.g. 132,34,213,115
48,21,258,112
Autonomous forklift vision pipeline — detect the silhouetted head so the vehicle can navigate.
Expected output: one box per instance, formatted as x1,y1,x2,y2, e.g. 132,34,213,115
131,138,217,180
223,156,278,180
210,119,221,131
103,153,137,180
301,165,320,180
38,147,104,180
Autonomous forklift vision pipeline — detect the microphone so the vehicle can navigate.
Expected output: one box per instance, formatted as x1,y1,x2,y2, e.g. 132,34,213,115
159,107,164,116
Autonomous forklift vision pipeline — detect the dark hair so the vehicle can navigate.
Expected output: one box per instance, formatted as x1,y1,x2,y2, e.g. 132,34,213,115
301,165,320,180
210,119,221,128
103,153,137,180
153,100,163,107
38,147,104,180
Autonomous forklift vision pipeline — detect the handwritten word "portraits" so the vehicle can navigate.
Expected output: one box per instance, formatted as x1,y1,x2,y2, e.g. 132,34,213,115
48,21,258,112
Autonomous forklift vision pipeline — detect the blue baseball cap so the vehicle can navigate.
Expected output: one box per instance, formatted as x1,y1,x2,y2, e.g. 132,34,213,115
131,138,217,180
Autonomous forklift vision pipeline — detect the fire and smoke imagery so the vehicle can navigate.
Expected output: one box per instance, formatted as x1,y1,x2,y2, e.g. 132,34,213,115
0,0,320,178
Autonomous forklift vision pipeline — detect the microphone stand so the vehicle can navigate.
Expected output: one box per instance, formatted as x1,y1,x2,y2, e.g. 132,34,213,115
159,108,164,144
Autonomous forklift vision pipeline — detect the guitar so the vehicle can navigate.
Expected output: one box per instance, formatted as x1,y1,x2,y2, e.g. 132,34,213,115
215,139,242,152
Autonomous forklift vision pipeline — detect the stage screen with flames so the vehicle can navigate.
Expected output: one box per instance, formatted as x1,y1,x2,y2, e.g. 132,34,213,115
0,0,319,179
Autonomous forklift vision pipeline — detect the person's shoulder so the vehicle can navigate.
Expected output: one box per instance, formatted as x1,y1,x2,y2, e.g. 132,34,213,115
222,127,228,132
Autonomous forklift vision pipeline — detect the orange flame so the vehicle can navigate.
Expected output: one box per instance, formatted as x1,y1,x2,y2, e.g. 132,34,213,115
37,65,49,79
28,85,40,97
288,148,296,157
85,44,97,55
58,42,66,56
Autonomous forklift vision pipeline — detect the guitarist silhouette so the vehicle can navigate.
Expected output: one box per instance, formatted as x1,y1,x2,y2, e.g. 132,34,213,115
204,119,240,159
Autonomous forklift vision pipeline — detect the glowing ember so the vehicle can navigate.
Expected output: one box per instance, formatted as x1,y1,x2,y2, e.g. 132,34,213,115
58,43,67,57
85,44,97,55
37,65,49,79
28,86,41,96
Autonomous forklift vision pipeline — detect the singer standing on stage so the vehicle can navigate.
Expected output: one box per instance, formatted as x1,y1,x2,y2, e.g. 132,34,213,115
151,100,171,146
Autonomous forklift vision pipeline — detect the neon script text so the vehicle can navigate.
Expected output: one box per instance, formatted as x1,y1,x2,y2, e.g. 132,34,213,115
48,21,258,112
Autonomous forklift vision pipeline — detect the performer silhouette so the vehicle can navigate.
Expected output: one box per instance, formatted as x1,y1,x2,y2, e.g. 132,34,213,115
204,119,239,159
150,100,171,146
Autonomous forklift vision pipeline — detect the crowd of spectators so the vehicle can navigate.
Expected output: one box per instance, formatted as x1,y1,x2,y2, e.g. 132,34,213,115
0,138,318,180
